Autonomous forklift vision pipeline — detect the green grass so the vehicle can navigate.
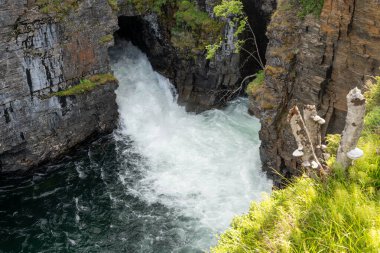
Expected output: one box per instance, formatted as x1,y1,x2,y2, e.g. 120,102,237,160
212,155,380,252
51,73,117,97
212,79,380,252
365,107,380,134
325,134,341,157
366,76,380,112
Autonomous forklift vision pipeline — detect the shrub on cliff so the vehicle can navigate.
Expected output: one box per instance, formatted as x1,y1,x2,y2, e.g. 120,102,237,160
295,0,324,17
246,70,265,95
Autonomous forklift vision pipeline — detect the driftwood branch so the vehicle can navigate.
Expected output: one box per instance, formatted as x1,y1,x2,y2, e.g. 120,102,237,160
246,22,265,69
336,87,366,169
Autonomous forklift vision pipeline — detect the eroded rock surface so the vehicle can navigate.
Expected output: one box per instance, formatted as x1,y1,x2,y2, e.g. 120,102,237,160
0,1,118,173
0,0,243,173
250,0,380,182
115,1,242,112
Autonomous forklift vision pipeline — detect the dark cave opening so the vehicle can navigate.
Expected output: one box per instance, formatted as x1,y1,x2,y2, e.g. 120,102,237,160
114,16,152,56
113,15,175,80
240,0,276,80
111,9,275,111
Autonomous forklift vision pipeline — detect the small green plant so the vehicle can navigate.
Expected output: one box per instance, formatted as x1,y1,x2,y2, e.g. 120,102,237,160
51,73,117,97
245,70,264,95
206,0,247,59
99,34,114,44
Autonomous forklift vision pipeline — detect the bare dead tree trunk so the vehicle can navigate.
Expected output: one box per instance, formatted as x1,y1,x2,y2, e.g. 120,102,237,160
336,87,366,169
303,105,323,159
288,106,323,172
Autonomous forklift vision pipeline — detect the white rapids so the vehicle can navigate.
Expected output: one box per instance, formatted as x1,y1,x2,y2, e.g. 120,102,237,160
110,42,272,251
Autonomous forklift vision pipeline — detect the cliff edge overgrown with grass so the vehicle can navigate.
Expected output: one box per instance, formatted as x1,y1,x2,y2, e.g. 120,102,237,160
212,79,380,252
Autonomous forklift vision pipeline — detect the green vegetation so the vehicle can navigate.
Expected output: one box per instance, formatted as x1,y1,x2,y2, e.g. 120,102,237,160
292,0,324,17
366,76,380,112
171,0,223,54
36,0,224,56
212,80,380,252
365,107,380,134
206,0,247,59
325,134,341,157
99,34,114,44
127,0,173,14
246,70,265,95
125,0,223,55
36,0,80,17
51,73,117,97
107,0,119,11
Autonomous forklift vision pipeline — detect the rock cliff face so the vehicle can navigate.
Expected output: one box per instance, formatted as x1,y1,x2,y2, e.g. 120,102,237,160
0,1,118,173
250,0,380,182
114,1,242,112
0,0,242,173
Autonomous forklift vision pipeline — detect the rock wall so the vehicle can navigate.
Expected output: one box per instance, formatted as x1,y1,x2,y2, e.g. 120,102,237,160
0,0,243,173
0,0,118,173
115,1,242,112
250,0,380,182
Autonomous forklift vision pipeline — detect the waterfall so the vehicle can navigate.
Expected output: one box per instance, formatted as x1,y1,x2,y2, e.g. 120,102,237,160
110,42,272,250
0,42,272,252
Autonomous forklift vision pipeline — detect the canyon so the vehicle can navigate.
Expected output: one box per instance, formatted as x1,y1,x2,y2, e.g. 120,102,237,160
1,0,380,252
0,0,244,173
1,0,380,181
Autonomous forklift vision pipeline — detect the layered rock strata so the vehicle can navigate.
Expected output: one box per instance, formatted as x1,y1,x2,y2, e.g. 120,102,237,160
0,0,242,173
0,1,119,173
250,0,380,182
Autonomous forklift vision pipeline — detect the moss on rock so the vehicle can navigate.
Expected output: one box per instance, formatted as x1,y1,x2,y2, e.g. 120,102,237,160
51,73,117,97
99,34,114,44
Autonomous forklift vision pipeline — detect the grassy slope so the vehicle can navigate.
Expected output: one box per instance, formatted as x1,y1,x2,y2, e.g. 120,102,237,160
212,80,380,252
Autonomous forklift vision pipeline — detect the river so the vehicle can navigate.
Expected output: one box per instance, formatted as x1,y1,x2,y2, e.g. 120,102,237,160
0,43,272,253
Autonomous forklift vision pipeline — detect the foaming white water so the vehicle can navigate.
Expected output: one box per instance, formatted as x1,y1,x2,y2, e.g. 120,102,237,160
111,43,272,248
